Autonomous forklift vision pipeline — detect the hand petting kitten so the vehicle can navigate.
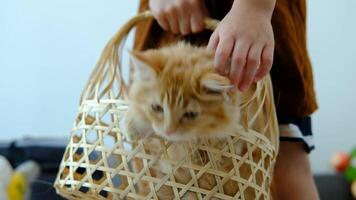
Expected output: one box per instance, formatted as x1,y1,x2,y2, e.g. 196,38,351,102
149,0,276,92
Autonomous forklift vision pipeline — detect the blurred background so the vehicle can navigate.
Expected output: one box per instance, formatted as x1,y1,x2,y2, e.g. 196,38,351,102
0,0,355,175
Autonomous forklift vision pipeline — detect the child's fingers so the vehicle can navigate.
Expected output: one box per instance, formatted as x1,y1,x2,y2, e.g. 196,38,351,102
190,1,205,33
190,12,204,33
158,16,170,31
166,9,180,34
149,0,208,35
214,36,234,76
178,9,191,35
254,66,269,82
254,44,274,81
152,10,170,31
229,40,249,87
207,31,219,51
239,43,263,91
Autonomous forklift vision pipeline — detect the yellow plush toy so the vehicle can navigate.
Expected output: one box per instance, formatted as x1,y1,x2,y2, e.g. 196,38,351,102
0,156,40,200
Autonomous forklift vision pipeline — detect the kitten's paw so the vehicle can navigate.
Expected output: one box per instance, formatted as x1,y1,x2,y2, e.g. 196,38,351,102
119,117,139,141
126,129,139,141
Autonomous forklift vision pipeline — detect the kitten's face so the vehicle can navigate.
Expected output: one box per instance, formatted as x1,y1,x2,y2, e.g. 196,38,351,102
126,43,240,141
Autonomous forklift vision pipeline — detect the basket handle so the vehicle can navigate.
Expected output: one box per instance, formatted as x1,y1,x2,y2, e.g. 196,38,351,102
78,11,279,151
80,11,220,103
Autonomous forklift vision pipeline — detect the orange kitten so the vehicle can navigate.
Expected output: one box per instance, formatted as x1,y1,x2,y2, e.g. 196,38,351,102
122,42,241,142
120,42,268,199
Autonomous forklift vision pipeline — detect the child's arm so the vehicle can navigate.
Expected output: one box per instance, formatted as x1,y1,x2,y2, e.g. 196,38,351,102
208,0,276,91
149,0,208,35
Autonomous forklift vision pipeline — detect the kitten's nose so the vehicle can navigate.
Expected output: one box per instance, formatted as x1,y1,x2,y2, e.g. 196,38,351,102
165,129,176,135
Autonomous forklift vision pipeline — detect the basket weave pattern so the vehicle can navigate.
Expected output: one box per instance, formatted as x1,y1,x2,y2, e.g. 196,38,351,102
54,11,279,200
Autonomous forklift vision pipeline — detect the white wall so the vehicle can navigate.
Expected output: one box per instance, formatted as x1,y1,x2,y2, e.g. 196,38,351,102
0,0,139,139
0,0,355,173
307,0,356,172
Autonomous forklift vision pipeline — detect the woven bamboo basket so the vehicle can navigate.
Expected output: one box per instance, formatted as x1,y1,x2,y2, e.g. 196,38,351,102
54,11,279,200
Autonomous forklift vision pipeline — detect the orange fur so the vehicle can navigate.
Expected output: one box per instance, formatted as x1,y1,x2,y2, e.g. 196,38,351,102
124,42,240,142
122,42,268,199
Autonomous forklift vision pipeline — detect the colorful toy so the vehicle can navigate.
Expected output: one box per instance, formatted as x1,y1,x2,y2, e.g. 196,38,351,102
331,148,356,198
0,156,40,200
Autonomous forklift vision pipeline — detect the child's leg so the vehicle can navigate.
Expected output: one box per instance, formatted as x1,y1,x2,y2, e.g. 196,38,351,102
273,141,319,200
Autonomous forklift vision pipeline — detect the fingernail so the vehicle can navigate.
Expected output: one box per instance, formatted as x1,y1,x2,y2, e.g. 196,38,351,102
240,85,248,92
216,66,225,75
253,75,260,82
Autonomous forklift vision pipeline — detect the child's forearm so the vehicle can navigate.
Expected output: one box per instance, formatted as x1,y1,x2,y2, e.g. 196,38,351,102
232,0,276,19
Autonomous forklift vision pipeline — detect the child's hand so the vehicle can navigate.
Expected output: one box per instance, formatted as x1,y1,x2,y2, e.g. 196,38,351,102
208,0,275,92
149,0,208,35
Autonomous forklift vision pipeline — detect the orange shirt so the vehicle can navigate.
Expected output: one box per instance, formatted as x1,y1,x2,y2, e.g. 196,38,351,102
133,0,317,117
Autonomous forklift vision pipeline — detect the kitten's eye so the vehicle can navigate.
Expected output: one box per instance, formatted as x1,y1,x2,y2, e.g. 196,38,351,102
151,104,163,113
183,111,198,120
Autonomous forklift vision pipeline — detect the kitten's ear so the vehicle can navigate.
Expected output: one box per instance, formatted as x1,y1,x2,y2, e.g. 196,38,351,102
200,73,233,94
129,51,157,82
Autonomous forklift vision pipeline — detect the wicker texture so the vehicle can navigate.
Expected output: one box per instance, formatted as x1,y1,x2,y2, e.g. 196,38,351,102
54,11,279,200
